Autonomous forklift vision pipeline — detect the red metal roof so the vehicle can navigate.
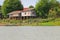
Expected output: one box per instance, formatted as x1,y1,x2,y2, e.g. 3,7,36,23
8,8,34,15
15,8,34,11
16,8,32,11
22,8,33,11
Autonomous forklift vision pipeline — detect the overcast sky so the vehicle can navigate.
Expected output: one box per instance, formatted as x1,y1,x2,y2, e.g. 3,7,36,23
0,0,37,8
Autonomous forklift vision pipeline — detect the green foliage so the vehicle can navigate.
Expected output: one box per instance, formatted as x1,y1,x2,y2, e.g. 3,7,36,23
0,6,1,9
0,18,60,26
0,6,1,10
35,0,60,18
2,0,23,17
35,0,50,18
0,6,1,13
56,6,60,17
48,8,57,18
48,0,60,18
29,5,34,8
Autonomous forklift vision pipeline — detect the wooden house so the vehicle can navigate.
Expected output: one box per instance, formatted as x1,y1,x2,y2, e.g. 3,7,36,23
8,8,36,19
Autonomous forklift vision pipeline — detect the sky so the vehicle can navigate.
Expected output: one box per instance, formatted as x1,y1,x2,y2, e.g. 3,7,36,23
0,0,60,8
0,0,37,8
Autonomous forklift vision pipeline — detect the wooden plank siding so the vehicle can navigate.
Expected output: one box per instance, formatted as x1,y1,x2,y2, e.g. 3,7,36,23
8,8,36,20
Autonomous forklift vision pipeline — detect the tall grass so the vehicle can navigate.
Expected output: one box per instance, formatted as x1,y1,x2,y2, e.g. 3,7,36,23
0,18,60,26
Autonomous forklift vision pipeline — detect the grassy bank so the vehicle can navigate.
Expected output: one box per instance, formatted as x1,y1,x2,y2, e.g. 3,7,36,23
0,18,60,26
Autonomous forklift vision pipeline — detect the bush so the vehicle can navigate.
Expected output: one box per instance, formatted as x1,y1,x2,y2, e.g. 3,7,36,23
48,8,57,18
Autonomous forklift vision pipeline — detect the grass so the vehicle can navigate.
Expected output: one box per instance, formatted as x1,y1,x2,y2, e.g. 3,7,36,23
38,18,60,26
0,18,60,26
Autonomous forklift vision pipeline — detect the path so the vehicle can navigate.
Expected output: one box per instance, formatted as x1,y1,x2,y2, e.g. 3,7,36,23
0,27,60,40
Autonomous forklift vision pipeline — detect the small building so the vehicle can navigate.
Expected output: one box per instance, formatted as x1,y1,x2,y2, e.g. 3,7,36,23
8,8,36,20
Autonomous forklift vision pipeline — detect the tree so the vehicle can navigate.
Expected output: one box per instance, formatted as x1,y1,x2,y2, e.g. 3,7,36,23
0,6,1,9
48,8,57,18
29,5,34,8
35,0,59,18
48,0,60,18
56,5,60,16
0,6,4,19
0,6,2,13
35,0,50,18
2,0,23,17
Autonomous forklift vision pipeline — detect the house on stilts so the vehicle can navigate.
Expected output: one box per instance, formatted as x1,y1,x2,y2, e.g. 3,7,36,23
8,8,36,20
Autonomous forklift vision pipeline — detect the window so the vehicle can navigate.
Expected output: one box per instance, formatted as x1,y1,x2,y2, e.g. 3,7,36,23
25,12,26,15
